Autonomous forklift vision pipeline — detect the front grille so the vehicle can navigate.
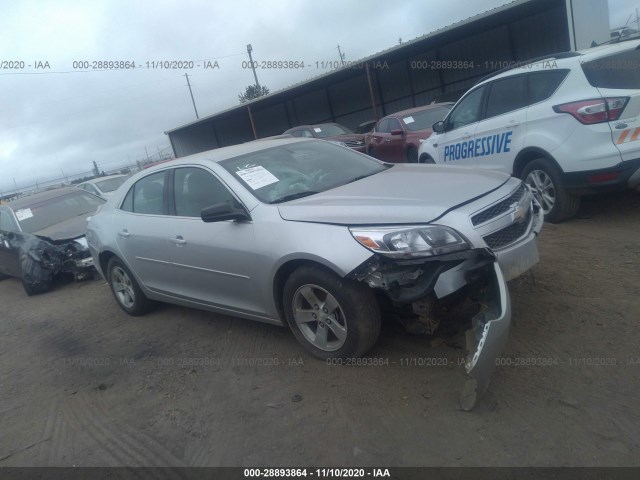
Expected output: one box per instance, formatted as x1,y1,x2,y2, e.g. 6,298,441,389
344,140,365,148
483,208,532,249
471,183,527,226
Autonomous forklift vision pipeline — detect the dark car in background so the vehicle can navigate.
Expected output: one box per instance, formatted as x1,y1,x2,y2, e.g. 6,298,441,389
283,123,366,152
0,187,104,295
355,120,377,134
365,103,453,162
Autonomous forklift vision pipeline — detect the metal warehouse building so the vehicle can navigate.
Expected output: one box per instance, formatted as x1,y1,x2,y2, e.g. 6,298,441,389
166,0,610,158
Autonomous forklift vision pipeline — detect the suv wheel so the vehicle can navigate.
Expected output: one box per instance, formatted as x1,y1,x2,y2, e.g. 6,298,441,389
522,158,580,223
419,154,435,164
107,257,156,316
283,265,381,359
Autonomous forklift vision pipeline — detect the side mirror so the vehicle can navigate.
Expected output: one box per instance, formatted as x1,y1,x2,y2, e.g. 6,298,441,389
201,200,251,223
390,129,404,136
432,121,445,134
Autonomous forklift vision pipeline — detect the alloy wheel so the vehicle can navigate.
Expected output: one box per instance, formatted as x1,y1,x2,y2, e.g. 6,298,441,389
292,284,347,351
525,169,555,214
111,266,136,309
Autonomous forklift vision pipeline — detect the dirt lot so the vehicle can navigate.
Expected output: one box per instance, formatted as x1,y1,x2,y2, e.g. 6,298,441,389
0,191,638,467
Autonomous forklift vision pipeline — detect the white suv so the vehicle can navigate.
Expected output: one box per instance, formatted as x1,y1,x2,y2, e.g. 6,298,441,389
418,39,640,222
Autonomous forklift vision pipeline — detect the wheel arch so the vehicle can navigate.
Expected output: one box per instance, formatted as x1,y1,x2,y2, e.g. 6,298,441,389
513,147,564,178
272,258,345,324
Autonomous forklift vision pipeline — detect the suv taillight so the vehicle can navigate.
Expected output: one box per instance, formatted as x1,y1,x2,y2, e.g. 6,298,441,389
553,97,629,124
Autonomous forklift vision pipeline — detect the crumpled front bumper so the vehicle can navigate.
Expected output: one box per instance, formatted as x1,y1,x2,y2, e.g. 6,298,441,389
460,261,511,410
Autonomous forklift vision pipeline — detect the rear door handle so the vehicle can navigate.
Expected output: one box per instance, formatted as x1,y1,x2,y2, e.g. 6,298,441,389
118,229,130,238
462,132,471,139
170,236,187,246
506,120,520,128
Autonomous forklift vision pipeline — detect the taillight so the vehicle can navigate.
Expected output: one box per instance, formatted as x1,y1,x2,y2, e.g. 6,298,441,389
553,97,629,124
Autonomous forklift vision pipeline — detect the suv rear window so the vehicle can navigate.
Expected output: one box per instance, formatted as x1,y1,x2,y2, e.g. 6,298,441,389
582,48,640,89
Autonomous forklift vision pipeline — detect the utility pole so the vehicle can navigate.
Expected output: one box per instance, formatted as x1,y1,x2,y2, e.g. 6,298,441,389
61,168,68,184
337,44,345,65
145,146,151,162
184,73,199,119
246,44,261,89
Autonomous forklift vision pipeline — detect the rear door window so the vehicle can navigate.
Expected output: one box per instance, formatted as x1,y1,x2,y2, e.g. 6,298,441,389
121,171,166,215
485,75,528,118
582,48,640,89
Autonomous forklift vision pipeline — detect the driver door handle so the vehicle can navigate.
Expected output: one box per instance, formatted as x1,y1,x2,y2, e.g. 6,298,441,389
118,229,130,238
170,235,187,246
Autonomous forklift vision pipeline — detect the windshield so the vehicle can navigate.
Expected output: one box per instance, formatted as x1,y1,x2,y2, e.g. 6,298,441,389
96,176,127,193
313,124,352,137
401,106,452,131
14,190,106,233
221,140,388,204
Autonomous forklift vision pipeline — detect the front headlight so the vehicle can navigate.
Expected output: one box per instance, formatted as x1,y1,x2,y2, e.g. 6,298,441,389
349,225,469,258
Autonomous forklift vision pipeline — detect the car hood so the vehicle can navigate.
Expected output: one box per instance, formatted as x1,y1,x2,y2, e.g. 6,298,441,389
325,133,365,142
32,214,92,242
277,164,511,225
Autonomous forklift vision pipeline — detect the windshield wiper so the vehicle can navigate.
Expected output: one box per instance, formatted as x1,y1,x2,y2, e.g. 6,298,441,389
270,191,319,204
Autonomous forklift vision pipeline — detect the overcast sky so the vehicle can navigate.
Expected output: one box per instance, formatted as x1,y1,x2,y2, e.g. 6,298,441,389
0,0,637,193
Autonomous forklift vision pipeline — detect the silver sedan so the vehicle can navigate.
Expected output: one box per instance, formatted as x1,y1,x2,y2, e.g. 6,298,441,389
86,138,542,408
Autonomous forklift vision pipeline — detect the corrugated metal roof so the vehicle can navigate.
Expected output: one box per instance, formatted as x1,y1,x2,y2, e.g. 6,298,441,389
165,0,532,135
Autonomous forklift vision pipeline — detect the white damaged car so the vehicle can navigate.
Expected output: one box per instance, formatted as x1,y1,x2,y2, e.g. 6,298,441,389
86,138,543,408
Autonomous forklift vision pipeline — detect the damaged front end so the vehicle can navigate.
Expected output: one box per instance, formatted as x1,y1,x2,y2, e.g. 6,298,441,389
12,234,94,295
349,248,512,411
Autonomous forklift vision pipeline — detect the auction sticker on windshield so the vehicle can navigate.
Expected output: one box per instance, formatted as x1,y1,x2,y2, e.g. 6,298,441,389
236,166,279,190
15,208,34,221
403,116,415,124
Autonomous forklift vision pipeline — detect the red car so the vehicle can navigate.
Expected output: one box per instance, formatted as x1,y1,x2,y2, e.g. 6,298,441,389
283,123,366,152
365,103,453,162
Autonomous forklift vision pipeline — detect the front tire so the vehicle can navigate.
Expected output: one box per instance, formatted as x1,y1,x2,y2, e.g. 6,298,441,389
20,253,52,296
283,265,381,359
107,257,156,316
419,154,435,164
406,147,418,163
521,158,580,223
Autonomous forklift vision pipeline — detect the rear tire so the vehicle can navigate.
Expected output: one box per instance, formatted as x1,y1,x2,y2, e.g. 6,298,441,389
522,158,580,223
283,265,381,359
107,257,156,316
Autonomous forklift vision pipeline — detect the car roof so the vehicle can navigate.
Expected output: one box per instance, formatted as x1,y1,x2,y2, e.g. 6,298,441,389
5,187,86,210
477,39,640,86
142,137,315,172
383,103,454,119
87,174,127,183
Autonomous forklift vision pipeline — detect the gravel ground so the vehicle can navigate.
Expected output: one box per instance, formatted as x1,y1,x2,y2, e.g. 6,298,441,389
0,190,638,467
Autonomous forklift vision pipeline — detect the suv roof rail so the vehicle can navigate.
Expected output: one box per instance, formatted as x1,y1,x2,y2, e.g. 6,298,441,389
591,32,640,48
476,51,581,84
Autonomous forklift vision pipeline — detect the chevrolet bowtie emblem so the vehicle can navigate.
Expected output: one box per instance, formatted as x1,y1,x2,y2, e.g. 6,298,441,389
511,203,527,223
